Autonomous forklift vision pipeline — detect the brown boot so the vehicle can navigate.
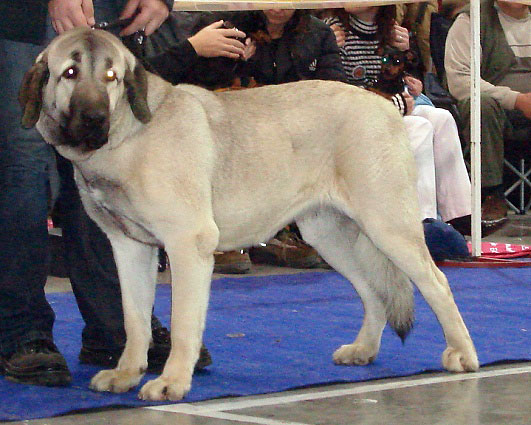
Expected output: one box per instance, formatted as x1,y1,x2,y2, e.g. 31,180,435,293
481,194,508,228
214,250,251,274
482,194,508,221
249,230,321,269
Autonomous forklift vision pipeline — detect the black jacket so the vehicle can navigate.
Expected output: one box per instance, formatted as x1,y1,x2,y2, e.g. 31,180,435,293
143,12,345,88
141,11,269,87
0,0,175,45
244,15,346,85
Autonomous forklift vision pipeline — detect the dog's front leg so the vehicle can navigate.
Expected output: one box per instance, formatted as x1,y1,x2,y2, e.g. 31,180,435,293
90,233,158,393
139,224,218,401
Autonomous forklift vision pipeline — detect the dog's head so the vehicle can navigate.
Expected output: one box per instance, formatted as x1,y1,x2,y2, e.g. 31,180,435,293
372,46,417,95
380,46,407,81
19,27,152,152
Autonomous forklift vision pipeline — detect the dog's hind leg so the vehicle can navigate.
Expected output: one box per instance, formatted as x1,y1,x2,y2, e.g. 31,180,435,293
297,207,413,366
354,211,479,373
90,233,159,393
139,219,219,401
325,134,478,372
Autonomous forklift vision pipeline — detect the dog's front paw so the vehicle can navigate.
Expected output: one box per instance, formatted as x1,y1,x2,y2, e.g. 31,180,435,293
333,343,378,366
138,376,191,401
90,368,144,393
442,346,479,372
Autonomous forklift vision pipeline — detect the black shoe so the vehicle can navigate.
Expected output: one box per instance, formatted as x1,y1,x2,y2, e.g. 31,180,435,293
447,214,507,238
0,340,72,387
79,326,212,373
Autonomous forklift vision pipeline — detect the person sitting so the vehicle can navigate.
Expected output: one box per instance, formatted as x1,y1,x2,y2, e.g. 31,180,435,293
232,9,346,269
321,5,475,237
141,9,345,272
395,0,439,77
122,11,254,273
444,0,531,227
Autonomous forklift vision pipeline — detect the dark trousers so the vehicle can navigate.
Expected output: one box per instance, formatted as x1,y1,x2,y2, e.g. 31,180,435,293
458,94,531,190
0,1,129,356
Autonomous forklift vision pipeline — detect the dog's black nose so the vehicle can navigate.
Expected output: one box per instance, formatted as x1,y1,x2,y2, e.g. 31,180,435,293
81,110,107,126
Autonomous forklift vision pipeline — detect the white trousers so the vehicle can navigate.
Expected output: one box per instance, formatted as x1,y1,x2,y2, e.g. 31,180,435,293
413,106,471,222
404,106,472,222
403,114,437,220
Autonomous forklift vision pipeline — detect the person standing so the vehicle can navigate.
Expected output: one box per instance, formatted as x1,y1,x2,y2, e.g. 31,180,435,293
0,0,210,387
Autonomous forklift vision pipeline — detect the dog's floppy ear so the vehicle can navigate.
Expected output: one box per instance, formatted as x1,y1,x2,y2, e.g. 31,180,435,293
124,60,152,124
19,54,49,129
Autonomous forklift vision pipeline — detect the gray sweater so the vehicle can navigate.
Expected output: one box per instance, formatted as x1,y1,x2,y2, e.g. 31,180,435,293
444,1,531,110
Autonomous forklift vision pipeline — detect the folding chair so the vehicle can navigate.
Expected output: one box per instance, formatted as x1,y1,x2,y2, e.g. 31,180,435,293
503,133,531,214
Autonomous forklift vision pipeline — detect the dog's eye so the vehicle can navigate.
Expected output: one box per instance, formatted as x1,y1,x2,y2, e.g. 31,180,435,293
382,57,390,64
394,59,401,65
105,69,117,82
62,66,78,80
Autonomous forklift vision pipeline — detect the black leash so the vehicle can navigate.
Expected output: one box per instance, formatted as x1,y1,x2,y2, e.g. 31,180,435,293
92,16,146,44
92,16,134,31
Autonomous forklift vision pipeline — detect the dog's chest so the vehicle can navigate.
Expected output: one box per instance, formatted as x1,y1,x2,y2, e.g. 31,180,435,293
78,174,160,246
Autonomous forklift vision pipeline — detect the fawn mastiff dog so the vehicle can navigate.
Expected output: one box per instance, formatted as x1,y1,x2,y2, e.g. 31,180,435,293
20,28,479,401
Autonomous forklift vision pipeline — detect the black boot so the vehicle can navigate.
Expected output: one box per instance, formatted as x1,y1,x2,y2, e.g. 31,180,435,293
1,339,72,386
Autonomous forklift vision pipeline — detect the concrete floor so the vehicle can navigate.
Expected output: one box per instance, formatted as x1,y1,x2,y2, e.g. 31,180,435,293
23,212,531,425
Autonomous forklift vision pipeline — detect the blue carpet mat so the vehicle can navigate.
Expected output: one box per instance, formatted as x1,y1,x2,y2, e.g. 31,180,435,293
1,268,529,421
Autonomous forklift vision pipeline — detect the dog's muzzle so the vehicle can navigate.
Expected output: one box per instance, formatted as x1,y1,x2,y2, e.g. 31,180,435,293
61,87,110,151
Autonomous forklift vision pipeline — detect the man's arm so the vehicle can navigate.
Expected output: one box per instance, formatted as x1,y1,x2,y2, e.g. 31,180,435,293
444,13,520,110
48,0,172,36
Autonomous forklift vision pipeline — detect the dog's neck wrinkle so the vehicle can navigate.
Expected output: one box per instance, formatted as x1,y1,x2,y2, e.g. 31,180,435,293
146,73,173,112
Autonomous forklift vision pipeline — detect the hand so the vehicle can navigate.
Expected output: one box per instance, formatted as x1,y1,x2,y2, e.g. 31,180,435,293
403,91,415,115
188,20,246,59
330,24,346,48
48,0,95,34
120,0,169,36
404,75,423,97
241,38,256,61
391,24,409,51
515,93,531,119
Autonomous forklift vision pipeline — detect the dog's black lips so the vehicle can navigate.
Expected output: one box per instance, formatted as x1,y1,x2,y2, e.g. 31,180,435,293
58,112,108,151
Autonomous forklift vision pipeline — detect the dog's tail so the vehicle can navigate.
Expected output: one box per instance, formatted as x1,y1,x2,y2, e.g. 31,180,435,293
356,232,415,341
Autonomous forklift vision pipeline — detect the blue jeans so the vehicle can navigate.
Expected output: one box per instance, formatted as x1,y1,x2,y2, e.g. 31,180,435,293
0,1,128,356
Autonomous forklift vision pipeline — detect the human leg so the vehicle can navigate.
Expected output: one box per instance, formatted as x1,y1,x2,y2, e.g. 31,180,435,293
55,137,211,372
402,115,437,220
0,35,70,385
412,105,471,222
51,2,210,371
458,94,509,223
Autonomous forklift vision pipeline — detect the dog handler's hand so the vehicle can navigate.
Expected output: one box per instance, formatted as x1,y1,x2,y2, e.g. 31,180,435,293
120,0,169,36
404,76,423,97
188,21,246,59
49,0,95,34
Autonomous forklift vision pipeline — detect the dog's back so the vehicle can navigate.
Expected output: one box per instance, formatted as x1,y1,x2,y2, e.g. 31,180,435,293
169,80,414,250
